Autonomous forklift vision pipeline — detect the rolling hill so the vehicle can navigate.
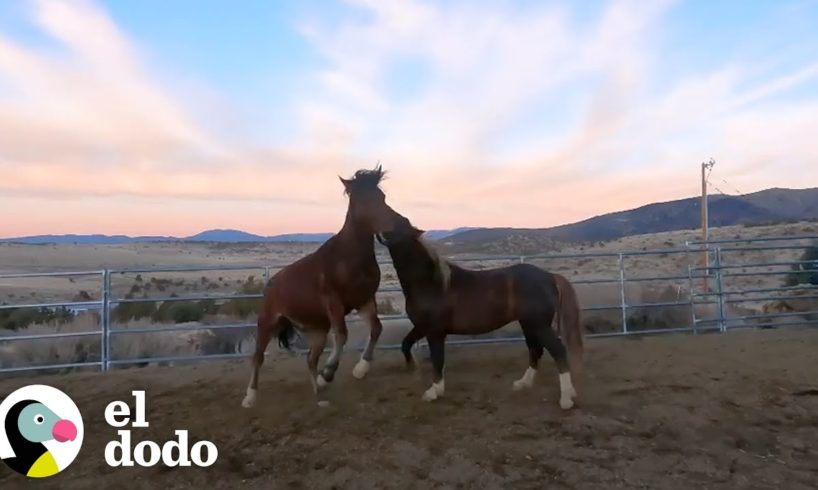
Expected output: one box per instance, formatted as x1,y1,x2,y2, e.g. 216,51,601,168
0,227,474,245
442,187,818,252
2,187,815,246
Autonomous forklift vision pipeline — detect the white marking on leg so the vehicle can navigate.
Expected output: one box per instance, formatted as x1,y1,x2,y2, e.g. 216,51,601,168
559,372,576,410
513,367,537,391
352,358,371,379
316,374,328,388
317,400,331,408
241,388,257,408
422,379,445,402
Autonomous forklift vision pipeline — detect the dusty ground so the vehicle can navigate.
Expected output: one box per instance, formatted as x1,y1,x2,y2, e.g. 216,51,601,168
2,328,818,489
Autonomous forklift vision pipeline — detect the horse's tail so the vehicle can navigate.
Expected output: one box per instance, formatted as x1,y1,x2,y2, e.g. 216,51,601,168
277,317,296,351
553,273,584,379
257,283,296,352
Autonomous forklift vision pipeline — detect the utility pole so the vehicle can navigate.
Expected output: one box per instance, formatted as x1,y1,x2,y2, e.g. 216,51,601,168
701,158,715,293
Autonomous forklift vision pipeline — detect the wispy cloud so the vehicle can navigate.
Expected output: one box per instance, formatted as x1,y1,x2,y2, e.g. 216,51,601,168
0,0,817,236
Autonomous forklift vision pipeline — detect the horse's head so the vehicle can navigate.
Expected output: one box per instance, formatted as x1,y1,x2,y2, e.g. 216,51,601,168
376,222,424,248
377,223,451,290
340,164,412,236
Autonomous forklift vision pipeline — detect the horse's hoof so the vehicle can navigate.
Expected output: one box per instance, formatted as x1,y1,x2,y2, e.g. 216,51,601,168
317,400,331,408
422,381,444,402
352,359,370,379
422,389,438,402
512,380,531,391
559,397,575,410
241,389,257,408
316,374,328,388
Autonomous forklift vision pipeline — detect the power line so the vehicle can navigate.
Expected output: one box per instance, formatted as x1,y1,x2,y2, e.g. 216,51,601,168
705,166,743,197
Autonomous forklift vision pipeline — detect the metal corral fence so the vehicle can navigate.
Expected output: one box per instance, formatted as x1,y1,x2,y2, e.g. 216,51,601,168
1,234,816,374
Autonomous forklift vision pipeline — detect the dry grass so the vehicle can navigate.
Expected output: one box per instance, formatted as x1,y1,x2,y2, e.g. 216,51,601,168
0,313,215,372
2,220,816,372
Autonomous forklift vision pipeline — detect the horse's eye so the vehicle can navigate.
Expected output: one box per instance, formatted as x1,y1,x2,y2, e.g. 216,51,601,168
33,414,45,425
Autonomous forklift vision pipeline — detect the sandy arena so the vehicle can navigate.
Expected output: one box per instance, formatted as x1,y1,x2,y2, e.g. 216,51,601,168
2,328,818,489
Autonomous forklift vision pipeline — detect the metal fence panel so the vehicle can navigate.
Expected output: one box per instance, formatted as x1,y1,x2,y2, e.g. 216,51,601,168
1,234,816,373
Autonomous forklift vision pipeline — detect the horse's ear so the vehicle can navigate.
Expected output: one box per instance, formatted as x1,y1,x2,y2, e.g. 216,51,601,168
339,176,352,193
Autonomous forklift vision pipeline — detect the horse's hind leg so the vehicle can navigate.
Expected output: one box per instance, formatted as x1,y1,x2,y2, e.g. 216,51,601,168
535,314,576,410
401,326,425,372
352,298,382,379
513,322,544,391
422,333,446,402
242,312,278,408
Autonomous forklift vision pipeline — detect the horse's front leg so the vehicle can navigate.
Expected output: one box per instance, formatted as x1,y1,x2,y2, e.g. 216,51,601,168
401,326,425,372
317,298,348,389
305,329,329,407
352,298,382,379
422,332,446,402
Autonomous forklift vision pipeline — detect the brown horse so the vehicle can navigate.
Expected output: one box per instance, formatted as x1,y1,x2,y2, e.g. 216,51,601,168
241,165,411,408
378,225,584,409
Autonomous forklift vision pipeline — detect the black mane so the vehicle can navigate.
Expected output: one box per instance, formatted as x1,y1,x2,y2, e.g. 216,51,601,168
384,234,449,296
343,164,386,195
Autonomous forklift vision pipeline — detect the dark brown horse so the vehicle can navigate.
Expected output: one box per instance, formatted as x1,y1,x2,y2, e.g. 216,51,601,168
379,226,584,410
242,165,411,408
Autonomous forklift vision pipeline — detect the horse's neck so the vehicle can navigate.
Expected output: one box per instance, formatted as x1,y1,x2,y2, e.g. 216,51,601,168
392,247,437,293
336,218,375,260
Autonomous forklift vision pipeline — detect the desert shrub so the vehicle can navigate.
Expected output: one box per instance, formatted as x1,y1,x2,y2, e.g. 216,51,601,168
0,307,74,331
107,319,206,365
198,299,220,316
152,301,204,324
199,326,256,355
112,297,156,324
219,276,263,319
377,297,401,315
0,314,100,371
171,302,204,323
762,291,818,323
784,245,818,286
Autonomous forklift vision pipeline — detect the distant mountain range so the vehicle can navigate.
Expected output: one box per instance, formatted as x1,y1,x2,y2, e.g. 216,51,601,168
0,227,477,245
2,187,816,246
441,187,818,252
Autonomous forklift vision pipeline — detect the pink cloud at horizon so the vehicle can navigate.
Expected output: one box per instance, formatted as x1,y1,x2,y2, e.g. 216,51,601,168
1,0,817,238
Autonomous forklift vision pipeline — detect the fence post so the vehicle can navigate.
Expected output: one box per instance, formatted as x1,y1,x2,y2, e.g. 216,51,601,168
263,266,270,284
101,269,110,371
714,248,727,333
687,263,698,335
618,253,628,334
519,256,525,264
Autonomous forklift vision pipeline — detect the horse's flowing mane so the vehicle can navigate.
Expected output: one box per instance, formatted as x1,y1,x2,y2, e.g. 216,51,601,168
343,164,386,195
418,236,451,290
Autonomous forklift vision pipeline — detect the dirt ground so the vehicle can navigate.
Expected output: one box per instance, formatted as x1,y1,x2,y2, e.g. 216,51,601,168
2,328,818,490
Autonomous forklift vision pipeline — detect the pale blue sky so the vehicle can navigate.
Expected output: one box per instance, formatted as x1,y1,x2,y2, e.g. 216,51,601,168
0,0,817,236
